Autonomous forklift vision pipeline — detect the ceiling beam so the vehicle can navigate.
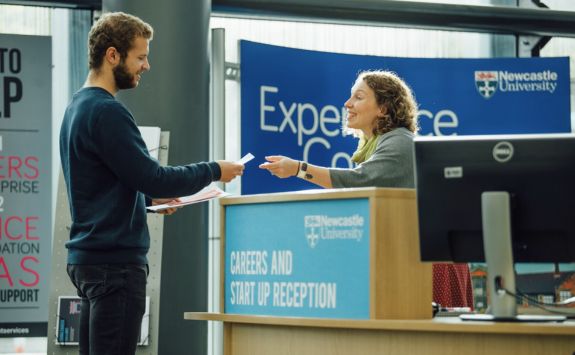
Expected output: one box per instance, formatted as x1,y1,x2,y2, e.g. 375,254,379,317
212,0,575,38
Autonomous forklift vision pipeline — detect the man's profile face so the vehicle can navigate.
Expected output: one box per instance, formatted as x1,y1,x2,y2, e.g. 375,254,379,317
113,37,150,90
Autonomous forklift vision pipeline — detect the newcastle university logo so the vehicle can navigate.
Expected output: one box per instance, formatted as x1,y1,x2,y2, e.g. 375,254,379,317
475,71,498,99
304,216,321,248
304,214,365,248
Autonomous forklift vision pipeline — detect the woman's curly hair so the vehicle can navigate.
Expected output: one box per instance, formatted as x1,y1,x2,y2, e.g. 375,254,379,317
359,70,419,135
88,12,153,71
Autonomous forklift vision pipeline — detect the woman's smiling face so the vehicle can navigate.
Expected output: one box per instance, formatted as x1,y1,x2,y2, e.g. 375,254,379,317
344,79,384,138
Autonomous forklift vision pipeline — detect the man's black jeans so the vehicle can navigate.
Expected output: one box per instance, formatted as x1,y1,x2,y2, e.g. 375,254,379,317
67,264,148,355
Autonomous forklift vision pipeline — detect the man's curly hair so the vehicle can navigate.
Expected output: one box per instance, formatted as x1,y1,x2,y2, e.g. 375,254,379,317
88,12,153,70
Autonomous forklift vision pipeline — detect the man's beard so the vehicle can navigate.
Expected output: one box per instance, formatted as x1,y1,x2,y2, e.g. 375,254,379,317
113,61,138,90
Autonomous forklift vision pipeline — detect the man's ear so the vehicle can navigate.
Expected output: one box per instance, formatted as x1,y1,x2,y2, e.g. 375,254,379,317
104,47,120,66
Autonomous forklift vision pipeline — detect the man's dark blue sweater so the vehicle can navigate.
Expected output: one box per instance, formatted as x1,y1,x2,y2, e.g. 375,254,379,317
59,87,221,265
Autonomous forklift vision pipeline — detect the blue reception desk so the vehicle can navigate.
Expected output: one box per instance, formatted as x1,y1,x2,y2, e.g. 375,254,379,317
225,197,370,319
220,187,431,320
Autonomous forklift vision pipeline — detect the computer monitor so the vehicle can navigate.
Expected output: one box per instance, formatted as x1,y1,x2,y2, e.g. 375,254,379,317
414,133,575,321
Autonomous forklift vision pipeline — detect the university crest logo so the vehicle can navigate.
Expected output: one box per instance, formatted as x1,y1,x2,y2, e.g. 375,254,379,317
475,71,498,99
304,215,321,248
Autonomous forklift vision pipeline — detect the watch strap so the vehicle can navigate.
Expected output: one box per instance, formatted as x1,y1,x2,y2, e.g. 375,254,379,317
297,162,307,179
297,162,312,179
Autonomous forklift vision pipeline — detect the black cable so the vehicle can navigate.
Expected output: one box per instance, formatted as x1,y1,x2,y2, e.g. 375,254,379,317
500,287,575,317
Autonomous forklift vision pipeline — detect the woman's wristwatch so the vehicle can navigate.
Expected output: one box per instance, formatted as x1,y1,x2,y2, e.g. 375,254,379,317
297,161,313,180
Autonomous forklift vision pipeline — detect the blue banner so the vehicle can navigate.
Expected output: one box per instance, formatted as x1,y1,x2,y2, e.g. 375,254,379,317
225,198,370,319
240,40,571,195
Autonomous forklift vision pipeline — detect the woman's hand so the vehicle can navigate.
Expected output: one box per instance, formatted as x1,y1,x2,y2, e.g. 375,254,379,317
259,155,299,178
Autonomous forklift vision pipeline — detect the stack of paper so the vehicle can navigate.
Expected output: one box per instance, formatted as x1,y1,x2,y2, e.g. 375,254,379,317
146,153,254,212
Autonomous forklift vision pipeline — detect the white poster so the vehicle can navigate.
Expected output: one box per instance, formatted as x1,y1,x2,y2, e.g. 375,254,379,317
0,34,52,337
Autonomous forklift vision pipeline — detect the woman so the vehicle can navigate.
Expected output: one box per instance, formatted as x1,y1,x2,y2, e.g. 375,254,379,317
260,70,474,311
259,70,417,188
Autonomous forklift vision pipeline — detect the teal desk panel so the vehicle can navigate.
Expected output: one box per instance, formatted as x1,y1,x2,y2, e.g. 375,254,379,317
225,198,370,319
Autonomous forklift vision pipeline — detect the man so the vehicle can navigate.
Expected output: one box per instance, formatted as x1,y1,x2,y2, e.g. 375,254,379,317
59,12,243,355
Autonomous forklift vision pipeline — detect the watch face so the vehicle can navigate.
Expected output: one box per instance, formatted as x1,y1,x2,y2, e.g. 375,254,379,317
302,163,312,179
297,162,312,179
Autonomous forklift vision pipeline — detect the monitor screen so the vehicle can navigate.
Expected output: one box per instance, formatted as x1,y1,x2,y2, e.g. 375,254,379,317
414,133,575,263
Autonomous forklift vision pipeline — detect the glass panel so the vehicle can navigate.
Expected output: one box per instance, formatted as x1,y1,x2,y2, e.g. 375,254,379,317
0,4,50,35
540,0,575,11
211,17,498,61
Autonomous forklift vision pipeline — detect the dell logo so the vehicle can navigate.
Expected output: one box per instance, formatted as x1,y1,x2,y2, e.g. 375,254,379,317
492,141,514,163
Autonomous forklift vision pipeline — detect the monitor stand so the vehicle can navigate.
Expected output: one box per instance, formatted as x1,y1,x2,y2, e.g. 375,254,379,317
460,191,566,323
